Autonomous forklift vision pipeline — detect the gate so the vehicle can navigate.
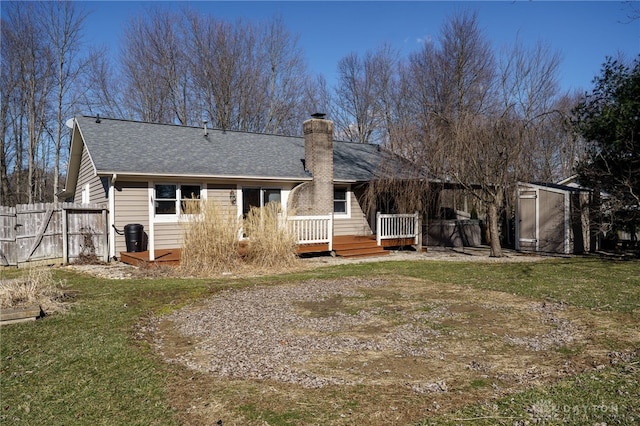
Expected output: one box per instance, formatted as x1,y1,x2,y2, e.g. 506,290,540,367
0,203,108,267
0,206,17,266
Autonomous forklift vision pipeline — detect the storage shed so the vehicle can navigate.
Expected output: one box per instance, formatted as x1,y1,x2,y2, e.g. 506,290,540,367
516,182,592,254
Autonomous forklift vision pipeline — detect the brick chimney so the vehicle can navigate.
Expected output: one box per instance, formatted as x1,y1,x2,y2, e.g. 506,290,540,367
291,114,334,215
303,114,334,215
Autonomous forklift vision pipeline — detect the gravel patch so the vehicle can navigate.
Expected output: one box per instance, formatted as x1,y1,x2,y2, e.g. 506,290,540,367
65,248,563,390
65,246,547,280
152,275,577,389
65,262,140,279
157,278,395,388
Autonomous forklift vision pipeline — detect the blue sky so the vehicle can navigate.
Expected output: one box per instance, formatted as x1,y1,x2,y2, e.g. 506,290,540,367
79,1,639,94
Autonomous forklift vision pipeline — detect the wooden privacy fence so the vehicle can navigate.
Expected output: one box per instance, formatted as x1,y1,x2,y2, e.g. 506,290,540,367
0,203,108,267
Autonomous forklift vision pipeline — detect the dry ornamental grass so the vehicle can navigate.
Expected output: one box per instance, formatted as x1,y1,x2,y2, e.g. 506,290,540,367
0,268,69,314
179,201,299,277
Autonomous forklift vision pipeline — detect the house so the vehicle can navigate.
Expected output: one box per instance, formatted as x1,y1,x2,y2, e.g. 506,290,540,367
515,181,593,254
59,114,422,262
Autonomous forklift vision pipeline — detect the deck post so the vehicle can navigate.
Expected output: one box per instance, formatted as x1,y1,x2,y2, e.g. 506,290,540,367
414,211,421,248
328,213,333,251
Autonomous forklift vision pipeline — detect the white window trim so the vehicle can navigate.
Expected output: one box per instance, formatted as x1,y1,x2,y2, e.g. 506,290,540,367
242,187,283,211
81,183,90,204
152,182,206,223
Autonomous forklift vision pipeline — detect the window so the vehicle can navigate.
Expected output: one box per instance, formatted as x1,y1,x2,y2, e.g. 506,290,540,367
334,188,347,214
155,184,177,215
180,184,201,214
242,188,281,217
154,184,201,216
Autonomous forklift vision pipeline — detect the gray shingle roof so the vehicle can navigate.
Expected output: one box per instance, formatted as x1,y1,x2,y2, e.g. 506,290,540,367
76,116,389,182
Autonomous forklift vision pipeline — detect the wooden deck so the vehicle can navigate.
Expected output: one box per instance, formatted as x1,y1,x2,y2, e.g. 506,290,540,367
119,249,182,268
119,235,418,267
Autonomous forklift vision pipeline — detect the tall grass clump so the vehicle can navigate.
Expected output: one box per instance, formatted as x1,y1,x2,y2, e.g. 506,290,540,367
180,200,242,276
243,203,299,271
0,268,68,313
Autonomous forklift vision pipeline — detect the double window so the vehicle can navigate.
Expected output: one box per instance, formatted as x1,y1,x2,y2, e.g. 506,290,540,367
242,188,281,216
155,184,202,216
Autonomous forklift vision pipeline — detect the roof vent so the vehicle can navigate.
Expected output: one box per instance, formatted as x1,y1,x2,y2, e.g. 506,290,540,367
203,119,208,137
310,112,326,119
95,113,101,123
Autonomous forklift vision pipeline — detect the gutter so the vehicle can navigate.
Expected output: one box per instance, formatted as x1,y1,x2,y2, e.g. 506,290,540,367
96,171,312,182
108,173,117,260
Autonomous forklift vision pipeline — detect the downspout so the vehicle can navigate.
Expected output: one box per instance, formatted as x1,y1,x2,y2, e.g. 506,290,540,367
515,184,521,251
535,188,540,252
148,184,155,261
564,191,570,254
109,173,117,260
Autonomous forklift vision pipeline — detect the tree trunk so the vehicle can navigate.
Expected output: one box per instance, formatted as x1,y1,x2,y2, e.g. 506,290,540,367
487,199,503,257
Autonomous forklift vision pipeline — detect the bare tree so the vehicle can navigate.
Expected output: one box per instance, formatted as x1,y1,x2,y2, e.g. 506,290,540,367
40,1,88,199
401,11,503,253
81,47,127,119
121,11,175,123
1,14,18,204
333,44,398,144
3,3,55,204
185,12,309,133
368,11,568,257
260,17,308,135
303,74,333,122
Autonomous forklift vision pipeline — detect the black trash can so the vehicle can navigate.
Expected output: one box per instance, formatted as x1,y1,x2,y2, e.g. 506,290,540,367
124,224,144,252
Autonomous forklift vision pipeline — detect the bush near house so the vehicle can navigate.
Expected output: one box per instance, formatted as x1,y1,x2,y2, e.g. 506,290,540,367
179,201,299,277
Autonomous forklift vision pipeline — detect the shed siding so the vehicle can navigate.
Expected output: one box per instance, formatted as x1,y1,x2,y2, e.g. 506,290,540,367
74,144,107,204
113,182,149,254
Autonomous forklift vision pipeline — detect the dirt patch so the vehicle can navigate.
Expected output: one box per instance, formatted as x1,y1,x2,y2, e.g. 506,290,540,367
151,276,640,425
65,246,547,281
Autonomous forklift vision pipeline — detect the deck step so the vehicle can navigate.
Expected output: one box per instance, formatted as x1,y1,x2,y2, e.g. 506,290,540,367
333,236,388,258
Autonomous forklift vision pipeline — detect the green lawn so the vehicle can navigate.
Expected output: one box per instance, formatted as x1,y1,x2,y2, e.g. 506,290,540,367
1,258,638,425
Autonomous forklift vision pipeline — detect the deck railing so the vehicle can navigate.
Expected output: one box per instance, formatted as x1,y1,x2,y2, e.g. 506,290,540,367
286,214,333,250
376,212,420,246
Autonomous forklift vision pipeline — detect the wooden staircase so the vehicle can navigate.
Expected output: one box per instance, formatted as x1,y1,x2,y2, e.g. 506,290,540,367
332,235,388,258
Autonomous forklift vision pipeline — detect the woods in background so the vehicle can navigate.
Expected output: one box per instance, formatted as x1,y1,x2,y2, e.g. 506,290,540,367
2,2,635,253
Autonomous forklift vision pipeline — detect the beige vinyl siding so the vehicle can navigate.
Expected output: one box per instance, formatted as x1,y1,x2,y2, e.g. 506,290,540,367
113,182,149,254
74,143,107,204
112,180,303,253
334,188,372,236
206,185,236,210
154,222,183,249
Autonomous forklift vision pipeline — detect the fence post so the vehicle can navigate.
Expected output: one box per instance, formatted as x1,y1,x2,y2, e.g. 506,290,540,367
376,212,381,246
62,207,68,263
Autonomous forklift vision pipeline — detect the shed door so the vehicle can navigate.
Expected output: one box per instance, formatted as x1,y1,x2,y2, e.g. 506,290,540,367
538,189,566,253
518,190,538,251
